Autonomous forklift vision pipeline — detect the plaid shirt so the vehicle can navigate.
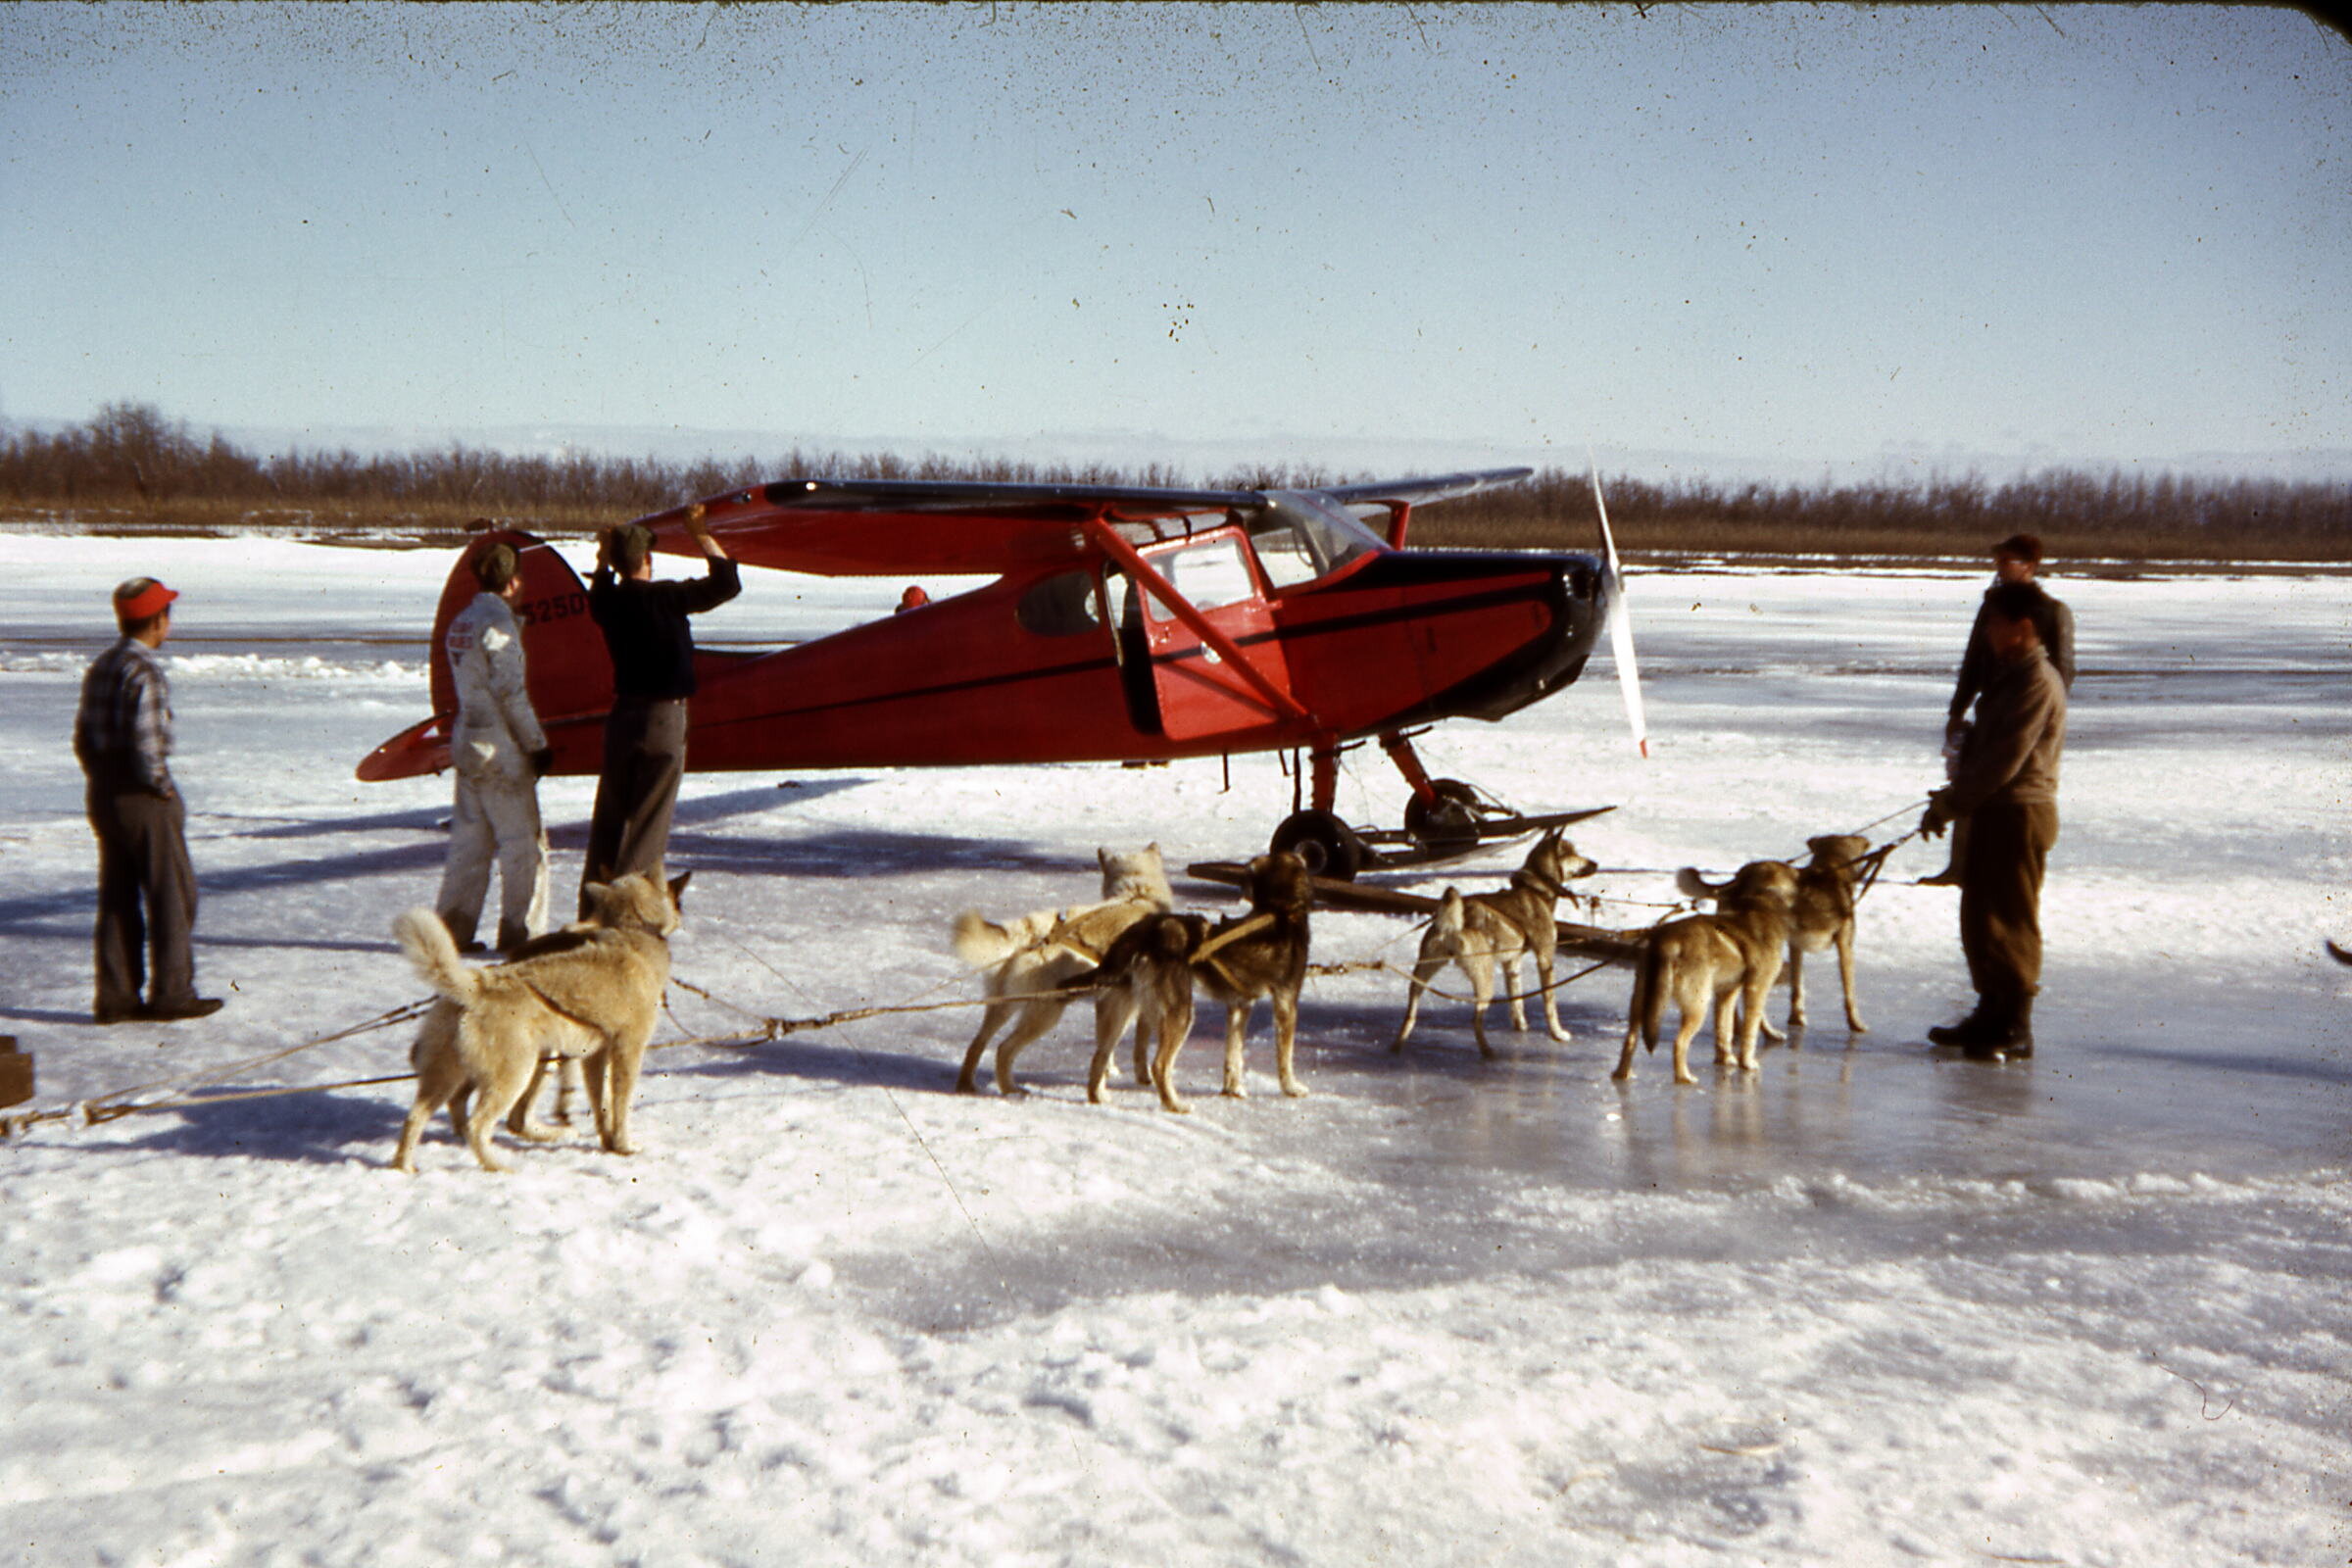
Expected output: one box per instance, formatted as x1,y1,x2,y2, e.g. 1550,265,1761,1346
74,636,173,793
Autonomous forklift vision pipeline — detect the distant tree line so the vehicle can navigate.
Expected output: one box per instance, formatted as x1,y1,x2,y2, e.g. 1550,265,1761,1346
5,401,2346,560
1416,466,2352,560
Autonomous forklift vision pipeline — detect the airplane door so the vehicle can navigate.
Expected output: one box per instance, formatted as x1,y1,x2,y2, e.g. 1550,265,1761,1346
1132,531,1296,741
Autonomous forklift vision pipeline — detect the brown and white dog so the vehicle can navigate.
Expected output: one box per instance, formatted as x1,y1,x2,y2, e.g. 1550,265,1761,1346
1393,828,1598,1056
391,870,689,1173
951,845,1172,1095
1614,859,1798,1085
1676,833,1872,1038
1079,851,1314,1113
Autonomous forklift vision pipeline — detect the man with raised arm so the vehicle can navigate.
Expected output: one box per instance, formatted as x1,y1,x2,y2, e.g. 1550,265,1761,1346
579,504,739,914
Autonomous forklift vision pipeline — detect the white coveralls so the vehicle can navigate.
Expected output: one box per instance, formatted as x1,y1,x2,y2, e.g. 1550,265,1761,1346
433,591,551,950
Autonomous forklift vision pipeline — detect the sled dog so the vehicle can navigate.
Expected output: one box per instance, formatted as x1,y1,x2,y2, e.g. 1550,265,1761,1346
390,870,689,1173
1613,859,1797,1085
951,845,1172,1095
1677,834,1872,1038
1393,827,1598,1056
1079,851,1314,1113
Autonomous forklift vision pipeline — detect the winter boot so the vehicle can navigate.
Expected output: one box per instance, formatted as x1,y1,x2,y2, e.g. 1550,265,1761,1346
1964,993,2034,1060
1928,1004,1994,1048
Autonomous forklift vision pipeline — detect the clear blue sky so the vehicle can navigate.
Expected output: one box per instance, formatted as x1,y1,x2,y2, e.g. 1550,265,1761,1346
3,2,2347,476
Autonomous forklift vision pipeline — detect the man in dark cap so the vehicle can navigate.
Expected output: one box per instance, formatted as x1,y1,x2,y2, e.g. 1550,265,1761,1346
1921,581,2067,1059
73,576,221,1023
433,540,554,955
1923,533,2075,885
579,503,739,913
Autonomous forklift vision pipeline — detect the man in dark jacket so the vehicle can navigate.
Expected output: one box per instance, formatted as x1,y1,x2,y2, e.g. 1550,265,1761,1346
1920,581,2067,1059
579,504,740,914
74,577,223,1023
1922,533,2075,885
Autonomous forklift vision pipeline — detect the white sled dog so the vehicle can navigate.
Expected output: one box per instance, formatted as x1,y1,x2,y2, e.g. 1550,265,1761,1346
952,845,1172,1095
1614,859,1798,1085
390,870,689,1173
1393,827,1598,1056
1676,833,1873,1038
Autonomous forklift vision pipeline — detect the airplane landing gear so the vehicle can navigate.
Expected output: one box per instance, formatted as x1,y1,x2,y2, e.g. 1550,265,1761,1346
1272,808,1366,880
1402,777,1482,855
1253,730,1611,883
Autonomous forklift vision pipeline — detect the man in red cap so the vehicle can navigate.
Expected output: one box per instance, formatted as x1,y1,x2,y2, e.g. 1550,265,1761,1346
73,577,221,1022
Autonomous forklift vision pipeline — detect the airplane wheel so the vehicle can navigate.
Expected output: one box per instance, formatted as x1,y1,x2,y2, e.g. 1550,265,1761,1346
1271,809,1364,882
1404,778,1481,853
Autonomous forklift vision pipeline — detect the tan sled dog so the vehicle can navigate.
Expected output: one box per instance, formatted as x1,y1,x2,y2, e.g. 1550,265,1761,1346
1393,828,1598,1056
1677,834,1872,1037
390,870,688,1173
1613,860,1797,1085
1080,851,1314,1113
952,845,1171,1095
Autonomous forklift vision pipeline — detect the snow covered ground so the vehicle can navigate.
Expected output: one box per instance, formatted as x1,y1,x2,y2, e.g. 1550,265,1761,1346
1,529,2347,1566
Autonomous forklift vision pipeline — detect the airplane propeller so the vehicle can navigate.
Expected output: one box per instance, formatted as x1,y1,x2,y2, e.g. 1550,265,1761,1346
1589,456,1650,759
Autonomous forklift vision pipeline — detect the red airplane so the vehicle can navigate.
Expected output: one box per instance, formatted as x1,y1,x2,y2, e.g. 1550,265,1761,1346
358,467,1635,877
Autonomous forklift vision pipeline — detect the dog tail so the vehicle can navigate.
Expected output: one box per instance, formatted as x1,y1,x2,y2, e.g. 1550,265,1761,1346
2329,939,2352,968
395,906,485,1004
1069,912,1197,992
1675,867,1723,903
1431,886,1467,936
1634,931,1669,1053
950,908,1052,967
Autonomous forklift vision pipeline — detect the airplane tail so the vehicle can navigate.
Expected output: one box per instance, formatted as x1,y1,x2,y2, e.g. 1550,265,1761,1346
432,530,612,728
361,529,612,781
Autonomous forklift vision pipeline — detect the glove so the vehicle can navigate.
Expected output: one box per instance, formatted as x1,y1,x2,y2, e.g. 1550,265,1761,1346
530,747,557,778
1919,790,1954,839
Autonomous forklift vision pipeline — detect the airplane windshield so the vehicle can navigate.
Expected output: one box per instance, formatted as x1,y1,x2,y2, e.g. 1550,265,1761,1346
1245,492,1385,589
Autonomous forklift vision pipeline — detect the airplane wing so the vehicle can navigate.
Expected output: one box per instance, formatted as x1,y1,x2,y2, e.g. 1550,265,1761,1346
628,469,1536,577
635,478,1253,576
1316,467,1535,507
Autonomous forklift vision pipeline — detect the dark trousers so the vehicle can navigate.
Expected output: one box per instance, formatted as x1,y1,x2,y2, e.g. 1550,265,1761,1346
1958,797,2058,1022
581,697,687,914
87,784,199,1011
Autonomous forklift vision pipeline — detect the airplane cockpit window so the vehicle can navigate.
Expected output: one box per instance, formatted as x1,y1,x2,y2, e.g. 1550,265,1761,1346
1142,535,1258,618
1015,568,1103,637
1244,491,1384,589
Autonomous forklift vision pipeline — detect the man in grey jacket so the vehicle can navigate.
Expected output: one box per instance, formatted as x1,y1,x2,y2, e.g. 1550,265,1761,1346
1920,581,2068,1059
434,542,554,955
74,576,221,1023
